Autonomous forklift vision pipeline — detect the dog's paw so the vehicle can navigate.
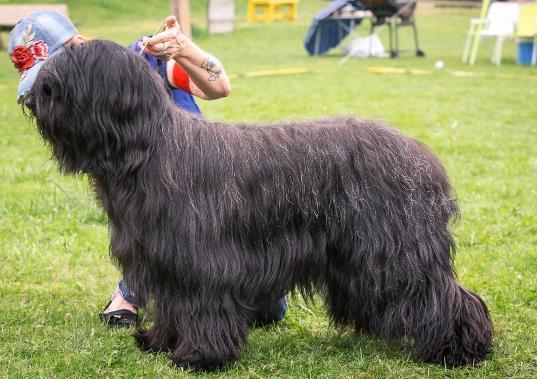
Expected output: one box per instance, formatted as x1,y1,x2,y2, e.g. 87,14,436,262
170,345,236,372
134,328,172,353
170,353,229,372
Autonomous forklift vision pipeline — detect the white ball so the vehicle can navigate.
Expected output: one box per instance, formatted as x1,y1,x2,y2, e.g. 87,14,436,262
435,60,445,69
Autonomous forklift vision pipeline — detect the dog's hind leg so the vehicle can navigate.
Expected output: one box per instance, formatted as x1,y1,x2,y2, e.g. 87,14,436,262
324,252,372,333
333,230,493,366
385,229,493,366
405,277,493,367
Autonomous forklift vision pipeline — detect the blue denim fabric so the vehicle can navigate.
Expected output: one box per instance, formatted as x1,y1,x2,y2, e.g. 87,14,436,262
117,280,140,308
117,280,288,324
250,295,288,326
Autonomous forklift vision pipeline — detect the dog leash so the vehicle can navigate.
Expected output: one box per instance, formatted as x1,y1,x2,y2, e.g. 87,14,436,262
139,20,166,55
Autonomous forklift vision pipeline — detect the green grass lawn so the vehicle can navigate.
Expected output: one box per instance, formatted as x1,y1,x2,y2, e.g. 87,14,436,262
1,0,536,377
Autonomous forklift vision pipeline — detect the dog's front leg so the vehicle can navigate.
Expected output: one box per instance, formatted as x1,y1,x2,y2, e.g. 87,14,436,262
136,290,250,371
169,292,250,371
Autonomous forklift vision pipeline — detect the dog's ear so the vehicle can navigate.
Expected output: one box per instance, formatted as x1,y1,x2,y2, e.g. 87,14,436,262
31,57,86,173
32,61,66,124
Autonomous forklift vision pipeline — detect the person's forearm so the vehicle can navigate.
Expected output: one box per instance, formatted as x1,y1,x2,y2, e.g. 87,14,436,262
172,37,231,99
139,16,232,100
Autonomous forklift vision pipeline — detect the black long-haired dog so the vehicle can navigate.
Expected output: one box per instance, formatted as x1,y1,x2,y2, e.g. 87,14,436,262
26,40,492,370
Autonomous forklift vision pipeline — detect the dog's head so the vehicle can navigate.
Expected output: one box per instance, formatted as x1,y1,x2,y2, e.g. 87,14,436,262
25,39,169,175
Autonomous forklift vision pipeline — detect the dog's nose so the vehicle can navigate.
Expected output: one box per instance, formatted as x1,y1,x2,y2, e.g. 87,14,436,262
23,91,36,114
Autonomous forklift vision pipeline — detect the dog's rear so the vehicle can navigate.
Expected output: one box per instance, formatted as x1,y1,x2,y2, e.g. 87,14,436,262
312,119,492,367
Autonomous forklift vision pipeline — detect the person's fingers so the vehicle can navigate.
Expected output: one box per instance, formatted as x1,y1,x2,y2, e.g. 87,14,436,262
138,41,158,53
145,30,175,45
149,42,167,52
138,44,171,60
143,45,164,55
142,41,173,57
165,15,177,29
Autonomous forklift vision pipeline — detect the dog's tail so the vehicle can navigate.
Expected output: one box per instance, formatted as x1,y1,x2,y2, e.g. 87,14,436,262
379,275,493,367
414,280,493,366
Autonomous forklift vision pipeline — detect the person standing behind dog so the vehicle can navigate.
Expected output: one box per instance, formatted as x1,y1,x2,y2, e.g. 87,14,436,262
8,11,287,328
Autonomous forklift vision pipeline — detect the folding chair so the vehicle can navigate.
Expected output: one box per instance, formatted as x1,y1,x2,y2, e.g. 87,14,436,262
462,1,520,65
363,0,424,58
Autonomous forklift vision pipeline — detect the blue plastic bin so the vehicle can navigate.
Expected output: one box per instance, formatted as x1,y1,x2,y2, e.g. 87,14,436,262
517,39,535,65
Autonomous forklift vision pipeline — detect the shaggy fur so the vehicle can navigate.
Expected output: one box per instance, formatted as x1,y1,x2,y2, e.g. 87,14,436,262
27,40,492,370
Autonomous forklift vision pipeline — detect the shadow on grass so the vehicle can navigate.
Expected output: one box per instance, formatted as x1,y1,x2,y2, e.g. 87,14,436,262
240,321,416,372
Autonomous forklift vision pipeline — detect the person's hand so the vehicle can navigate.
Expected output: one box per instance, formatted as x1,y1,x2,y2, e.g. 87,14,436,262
138,15,188,61
137,15,231,100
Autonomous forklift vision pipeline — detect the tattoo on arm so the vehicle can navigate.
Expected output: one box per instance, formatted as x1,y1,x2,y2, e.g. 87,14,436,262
201,56,222,82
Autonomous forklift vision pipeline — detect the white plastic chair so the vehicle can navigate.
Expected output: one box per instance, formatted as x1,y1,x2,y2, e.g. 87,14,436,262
462,2,520,65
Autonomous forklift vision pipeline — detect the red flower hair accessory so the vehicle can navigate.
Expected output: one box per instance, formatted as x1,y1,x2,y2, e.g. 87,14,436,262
11,46,35,74
10,24,49,79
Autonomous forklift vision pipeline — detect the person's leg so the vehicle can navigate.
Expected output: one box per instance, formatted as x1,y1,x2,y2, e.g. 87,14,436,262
100,280,138,327
116,280,140,308
250,295,287,327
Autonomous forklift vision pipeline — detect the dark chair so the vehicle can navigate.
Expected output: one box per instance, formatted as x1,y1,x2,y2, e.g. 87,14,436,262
361,0,425,58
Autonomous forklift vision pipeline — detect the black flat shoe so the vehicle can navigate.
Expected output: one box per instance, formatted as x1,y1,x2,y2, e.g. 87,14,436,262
99,300,138,328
